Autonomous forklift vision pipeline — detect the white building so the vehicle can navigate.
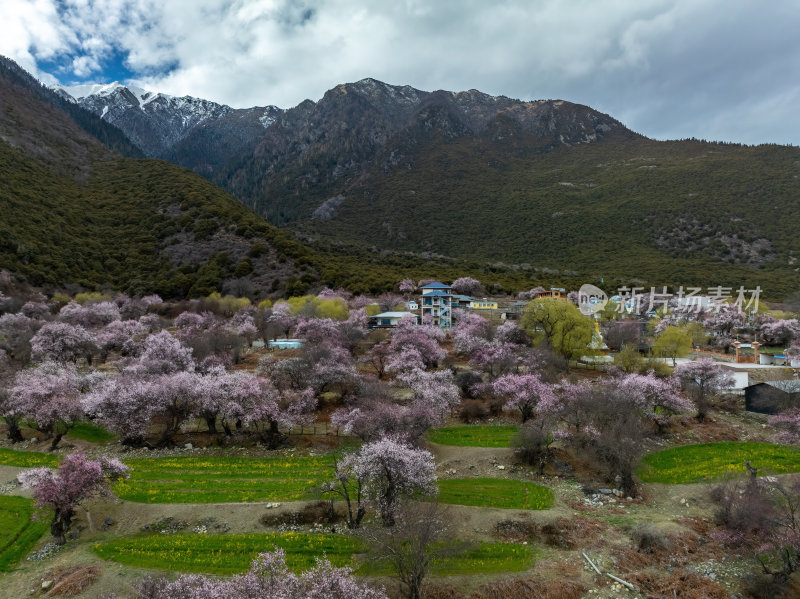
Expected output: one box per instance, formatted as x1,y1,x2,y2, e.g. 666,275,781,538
369,311,418,328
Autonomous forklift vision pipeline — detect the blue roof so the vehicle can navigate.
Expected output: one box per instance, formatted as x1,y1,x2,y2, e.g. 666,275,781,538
423,290,451,297
421,282,450,289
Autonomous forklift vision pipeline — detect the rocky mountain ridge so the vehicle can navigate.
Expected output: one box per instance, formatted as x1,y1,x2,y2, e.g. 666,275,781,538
54,81,283,162
36,67,800,297
52,77,627,222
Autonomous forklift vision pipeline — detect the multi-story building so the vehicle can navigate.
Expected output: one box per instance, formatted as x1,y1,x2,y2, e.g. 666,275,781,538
420,282,452,328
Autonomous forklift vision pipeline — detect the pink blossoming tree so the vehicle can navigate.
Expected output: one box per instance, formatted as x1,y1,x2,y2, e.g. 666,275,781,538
344,436,436,527
450,277,482,296
389,317,445,369
30,321,96,364
611,371,692,433
674,358,734,421
492,373,556,422
124,548,387,599
19,452,129,544
11,362,85,449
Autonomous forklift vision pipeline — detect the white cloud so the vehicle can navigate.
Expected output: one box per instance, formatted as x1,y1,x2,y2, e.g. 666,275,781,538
1,0,799,144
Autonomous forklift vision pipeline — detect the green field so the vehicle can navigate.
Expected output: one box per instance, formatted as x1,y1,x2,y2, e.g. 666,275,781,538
67,422,116,443
94,532,534,577
0,495,49,571
0,448,60,468
94,532,362,575
638,442,800,484
361,541,535,577
429,542,533,576
437,478,553,510
114,455,333,503
427,426,519,448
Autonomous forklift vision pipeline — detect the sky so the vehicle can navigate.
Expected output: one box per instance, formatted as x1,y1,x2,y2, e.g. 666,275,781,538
2,0,799,145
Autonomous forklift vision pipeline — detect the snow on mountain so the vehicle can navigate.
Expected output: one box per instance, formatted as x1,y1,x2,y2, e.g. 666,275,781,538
48,81,285,173
63,83,222,154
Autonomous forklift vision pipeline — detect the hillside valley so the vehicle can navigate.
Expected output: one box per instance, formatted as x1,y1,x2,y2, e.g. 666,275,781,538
0,57,315,298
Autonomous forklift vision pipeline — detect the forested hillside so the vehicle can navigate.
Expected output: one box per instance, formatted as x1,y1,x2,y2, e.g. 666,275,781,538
298,133,800,297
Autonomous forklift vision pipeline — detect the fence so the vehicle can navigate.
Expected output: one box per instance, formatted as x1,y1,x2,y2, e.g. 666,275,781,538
283,422,343,437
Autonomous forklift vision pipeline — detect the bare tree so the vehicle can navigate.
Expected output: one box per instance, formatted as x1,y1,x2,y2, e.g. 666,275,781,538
322,455,366,530
514,412,558,475
362,502,461,599
711,472,800,589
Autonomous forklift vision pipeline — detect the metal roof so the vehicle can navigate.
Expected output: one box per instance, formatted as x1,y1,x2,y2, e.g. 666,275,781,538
371,311,418,319
763,380,800,393
421,290,451,297
420,282,450,289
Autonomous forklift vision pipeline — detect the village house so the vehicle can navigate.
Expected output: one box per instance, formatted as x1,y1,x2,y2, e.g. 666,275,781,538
745,380,800,414
538,287,566,300
451,294,473,309
469,298,498,310
420,282,452,328
368,311,419,329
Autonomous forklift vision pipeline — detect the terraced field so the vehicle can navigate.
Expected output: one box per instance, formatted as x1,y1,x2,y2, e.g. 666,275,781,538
0,448,61,468
93,532,536,577
113,455,334,503
0,496,48,571
638,442,800,484
438,478,553,510
94,532,361,574
427,426,519,447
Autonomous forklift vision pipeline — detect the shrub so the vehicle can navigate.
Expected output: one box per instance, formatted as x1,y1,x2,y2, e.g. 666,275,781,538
492,520,537,543
260,502,345,527
629,523,670,554
459,400,489,423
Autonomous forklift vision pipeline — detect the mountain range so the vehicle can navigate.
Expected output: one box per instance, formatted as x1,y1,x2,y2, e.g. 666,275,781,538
2,57,552,298
55,75,800,299
1,56,799,299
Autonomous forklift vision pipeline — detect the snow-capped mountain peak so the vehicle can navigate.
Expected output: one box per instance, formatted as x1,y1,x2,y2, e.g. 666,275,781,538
49,81,283,159
54,82,163,107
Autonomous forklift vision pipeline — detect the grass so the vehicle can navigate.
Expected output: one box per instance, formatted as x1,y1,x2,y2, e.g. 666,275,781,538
0,450,332,503
427,426,519,448
94,532,534,577
0,495,49,571
437,478,554,510
0,448,60,468
67,422,116,443
361,541,535,577
93,532,362,575
114,455,334,503
638,442,800,484
429,542,534,576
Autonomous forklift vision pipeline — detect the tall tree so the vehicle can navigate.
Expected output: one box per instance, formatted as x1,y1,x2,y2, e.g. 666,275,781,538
652,325,692,365
349,437,437,527
492,373,557,422
674,358,734,421
11,362,85,450
520,299,593,362
19,453,129,544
